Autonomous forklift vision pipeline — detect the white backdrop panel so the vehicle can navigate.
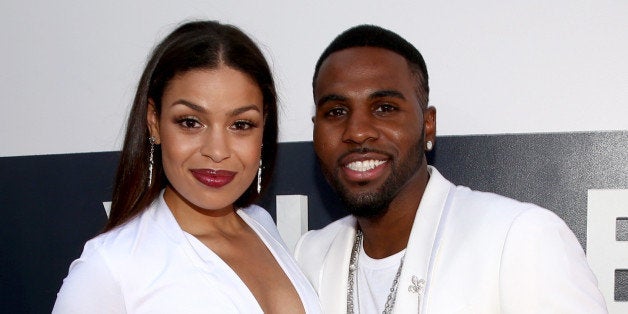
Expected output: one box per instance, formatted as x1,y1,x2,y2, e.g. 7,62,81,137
1,0,627,157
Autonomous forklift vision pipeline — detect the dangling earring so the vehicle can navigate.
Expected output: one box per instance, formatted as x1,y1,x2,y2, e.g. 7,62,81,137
426,140,433,151
148,136,156,187
257,145,263,194
257,158,262,194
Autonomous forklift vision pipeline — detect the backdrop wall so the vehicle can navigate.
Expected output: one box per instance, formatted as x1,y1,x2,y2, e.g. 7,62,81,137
1,1,627,313
1,0,626,156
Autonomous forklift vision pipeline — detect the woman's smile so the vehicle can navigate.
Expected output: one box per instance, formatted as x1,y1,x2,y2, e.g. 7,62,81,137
191,169,236,188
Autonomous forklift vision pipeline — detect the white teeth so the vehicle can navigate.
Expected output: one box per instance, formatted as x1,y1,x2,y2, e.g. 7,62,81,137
346,160,386,172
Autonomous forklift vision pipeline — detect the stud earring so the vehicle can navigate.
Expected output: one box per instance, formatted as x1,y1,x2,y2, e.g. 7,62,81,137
426,140,433,151
148,136,156,187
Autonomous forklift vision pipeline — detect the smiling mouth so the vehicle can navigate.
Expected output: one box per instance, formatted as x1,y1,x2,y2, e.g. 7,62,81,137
340,159,389,183
191,169,236,188
345,160,386,172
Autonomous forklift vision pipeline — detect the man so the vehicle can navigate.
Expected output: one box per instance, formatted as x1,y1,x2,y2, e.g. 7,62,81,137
294,25,606,313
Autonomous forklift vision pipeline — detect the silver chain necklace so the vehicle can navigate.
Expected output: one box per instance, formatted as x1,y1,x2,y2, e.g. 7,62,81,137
347,230,405,314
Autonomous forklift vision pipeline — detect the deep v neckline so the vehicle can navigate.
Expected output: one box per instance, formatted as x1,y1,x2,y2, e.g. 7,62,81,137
179,208,300,312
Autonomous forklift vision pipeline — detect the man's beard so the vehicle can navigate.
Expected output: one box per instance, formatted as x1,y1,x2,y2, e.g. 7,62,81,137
319,138,425,219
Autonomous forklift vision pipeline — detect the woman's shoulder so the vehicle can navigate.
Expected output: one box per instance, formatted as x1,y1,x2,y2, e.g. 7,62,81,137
86,203,174,259
238,204,286,243
53,215,147,313
80,215,144,261
239,204,274,227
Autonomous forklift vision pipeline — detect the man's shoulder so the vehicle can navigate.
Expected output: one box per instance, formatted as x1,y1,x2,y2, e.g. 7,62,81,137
429,166,542,218
294,215,355,290
431,166,541,213
451,184,543,215
445,184,570,240
297,215,355,251
294,215,355,264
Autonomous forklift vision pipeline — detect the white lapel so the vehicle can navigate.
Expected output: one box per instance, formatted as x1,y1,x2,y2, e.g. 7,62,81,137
320,217,358,314
394,167,455,313
149,191,186,244
151,192,263,312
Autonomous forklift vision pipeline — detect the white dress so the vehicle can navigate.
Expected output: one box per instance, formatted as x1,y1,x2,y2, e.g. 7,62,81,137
53,192,322,313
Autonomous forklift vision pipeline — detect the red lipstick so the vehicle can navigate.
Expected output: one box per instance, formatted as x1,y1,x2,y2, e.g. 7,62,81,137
191,169,236,188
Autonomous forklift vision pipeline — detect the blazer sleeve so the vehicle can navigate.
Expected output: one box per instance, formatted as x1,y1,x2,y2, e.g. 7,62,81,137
498,207,607,313
52,241,125,314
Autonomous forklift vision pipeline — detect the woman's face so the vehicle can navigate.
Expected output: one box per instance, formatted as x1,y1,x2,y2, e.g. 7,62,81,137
147,66,264,213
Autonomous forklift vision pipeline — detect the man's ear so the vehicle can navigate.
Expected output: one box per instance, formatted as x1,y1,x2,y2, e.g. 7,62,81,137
423,106,436,145
146,99,161,144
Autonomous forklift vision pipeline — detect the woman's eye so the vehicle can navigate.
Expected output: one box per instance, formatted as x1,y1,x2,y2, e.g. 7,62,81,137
177,117,202,129
231,120,255,130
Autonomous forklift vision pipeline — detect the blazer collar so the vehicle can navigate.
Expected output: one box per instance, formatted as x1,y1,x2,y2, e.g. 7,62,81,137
395,166,454,313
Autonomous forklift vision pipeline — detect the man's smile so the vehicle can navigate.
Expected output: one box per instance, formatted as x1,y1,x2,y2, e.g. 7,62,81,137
345,159,386,172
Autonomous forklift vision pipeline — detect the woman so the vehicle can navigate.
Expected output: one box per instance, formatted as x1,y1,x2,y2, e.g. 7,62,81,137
53,21,321,313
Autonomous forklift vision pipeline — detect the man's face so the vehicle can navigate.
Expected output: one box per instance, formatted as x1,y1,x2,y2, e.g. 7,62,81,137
313,47,435,218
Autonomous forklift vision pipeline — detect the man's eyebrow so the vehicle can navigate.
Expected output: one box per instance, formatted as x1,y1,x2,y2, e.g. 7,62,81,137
369,90,406,100
316,94,347,107
316,90,405,107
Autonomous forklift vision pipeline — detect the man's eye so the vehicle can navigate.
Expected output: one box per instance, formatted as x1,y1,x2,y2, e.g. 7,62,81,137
375,104,397,113
326,107,347,117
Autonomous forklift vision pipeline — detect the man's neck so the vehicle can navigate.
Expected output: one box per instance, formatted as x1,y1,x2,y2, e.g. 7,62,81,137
356,168,430,259
357,211,414,259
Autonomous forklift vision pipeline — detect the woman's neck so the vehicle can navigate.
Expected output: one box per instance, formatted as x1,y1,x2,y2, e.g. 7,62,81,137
163,187,246,237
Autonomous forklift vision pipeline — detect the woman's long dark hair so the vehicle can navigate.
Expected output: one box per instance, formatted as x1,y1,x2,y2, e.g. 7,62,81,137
104,21,278,232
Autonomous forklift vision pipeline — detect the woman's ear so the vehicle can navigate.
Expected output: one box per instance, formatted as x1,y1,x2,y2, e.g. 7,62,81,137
146,99,161,144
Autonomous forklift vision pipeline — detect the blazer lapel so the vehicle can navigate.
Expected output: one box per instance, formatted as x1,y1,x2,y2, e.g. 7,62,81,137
394,167,454,313
320,217,357,314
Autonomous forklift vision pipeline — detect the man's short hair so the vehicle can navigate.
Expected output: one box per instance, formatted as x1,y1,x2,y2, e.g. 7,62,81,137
313,24,430,107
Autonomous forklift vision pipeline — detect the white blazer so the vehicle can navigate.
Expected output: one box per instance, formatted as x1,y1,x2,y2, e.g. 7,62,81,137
54,191,322,313
295,167,606,313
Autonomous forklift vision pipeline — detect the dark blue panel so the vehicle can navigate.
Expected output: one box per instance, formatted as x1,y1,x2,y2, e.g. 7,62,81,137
1,152,118,313
1,130,627,312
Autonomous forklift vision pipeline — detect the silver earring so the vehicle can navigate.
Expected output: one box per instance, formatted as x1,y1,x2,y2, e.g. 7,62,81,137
257,145,263,194
257,158,262,194
148,137,156,187
426,140,433,151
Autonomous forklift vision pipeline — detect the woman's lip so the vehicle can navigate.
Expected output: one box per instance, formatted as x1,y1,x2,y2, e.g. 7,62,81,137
191,169,236,188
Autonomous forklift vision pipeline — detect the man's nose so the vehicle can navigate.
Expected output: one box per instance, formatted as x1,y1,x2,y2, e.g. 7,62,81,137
341,111,379,145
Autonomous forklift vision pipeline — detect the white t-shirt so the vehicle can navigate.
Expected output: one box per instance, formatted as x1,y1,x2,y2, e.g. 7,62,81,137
353,244,406,314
